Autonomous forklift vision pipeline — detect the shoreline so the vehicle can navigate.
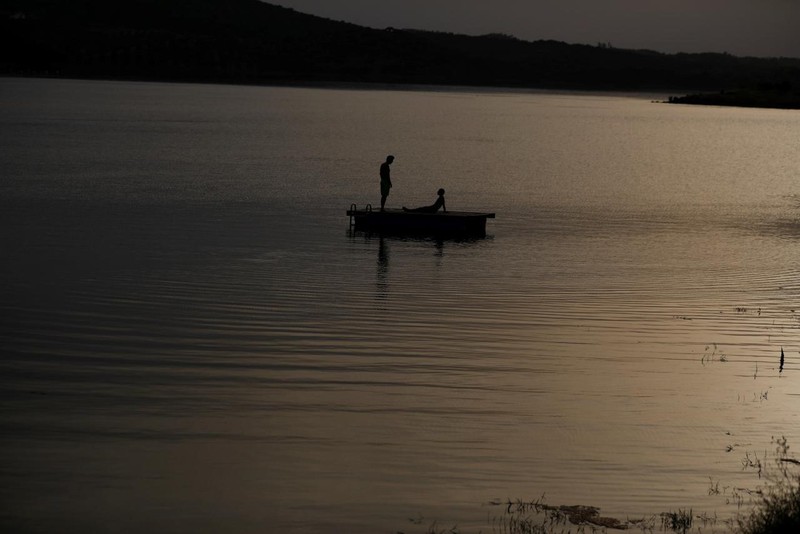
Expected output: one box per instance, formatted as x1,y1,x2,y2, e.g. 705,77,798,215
8,73,800,110
667,89,800,110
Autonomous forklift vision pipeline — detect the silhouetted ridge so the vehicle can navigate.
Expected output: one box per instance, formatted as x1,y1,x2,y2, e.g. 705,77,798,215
2,0,800,92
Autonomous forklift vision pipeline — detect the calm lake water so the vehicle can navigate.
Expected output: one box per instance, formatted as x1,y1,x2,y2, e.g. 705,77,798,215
2,77,800,533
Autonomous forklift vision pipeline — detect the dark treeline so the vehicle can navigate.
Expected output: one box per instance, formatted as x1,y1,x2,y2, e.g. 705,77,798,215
3,0,800,94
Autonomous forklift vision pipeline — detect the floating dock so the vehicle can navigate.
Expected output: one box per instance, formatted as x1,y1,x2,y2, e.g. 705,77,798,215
347,206,495,237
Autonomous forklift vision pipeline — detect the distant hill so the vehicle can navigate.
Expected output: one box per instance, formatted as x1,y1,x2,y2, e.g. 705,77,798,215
3,0,800,94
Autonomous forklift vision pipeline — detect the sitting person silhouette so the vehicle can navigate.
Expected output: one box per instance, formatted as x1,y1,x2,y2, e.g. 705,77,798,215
403,188,447,213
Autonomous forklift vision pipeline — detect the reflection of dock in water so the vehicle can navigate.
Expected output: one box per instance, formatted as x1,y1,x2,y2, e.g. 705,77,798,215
347,206,495,237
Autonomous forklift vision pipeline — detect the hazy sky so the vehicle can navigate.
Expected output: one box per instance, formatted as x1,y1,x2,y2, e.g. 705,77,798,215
272,0,800,58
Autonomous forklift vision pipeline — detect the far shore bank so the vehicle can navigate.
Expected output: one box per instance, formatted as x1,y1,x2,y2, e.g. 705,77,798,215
667,89,800,110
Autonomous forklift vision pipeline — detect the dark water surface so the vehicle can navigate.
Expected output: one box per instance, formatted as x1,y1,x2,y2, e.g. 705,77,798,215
2,78,800,533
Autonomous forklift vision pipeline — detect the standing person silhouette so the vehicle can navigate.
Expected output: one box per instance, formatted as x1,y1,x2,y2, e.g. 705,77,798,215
380,155,394,211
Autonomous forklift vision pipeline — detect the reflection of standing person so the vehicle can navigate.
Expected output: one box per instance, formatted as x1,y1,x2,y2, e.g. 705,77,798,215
380,155,394,211
376,236,389,299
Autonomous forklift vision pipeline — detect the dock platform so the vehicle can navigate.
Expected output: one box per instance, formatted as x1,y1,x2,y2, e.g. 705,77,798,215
347,206,495,237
